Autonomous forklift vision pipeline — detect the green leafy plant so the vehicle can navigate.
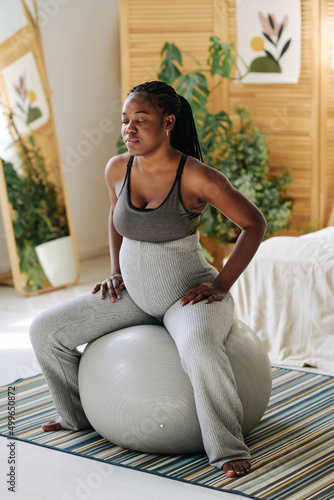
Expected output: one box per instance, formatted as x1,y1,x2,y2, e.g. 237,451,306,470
296,219,322,235
117,36,293,246
1,107,69,291
200,107,293,242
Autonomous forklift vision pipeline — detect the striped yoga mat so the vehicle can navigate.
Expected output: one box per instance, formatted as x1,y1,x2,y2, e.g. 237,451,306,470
0,367,333,500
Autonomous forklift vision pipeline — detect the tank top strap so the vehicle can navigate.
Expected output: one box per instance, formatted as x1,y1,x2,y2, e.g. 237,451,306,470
176,153,188,178
127,155,135,170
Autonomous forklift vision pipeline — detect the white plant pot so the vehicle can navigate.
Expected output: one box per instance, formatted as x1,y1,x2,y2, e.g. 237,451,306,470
35,235,78,287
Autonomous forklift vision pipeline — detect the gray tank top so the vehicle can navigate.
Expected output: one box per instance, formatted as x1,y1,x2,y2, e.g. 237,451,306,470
113,153,201,243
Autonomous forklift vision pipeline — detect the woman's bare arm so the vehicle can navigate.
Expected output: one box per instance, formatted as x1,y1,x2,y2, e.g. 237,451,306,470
180,161,267,305
91,155,127,301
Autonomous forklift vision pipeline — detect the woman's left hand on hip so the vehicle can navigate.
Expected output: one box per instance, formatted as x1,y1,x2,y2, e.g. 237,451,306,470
179,281,227,306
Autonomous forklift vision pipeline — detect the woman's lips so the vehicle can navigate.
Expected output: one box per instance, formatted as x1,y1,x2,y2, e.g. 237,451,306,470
126,138,139,144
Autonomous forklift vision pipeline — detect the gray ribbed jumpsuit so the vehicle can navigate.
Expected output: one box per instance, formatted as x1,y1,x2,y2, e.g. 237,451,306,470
29,154,251,469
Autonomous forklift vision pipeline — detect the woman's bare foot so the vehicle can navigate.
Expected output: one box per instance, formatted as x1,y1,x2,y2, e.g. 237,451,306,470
41,417,65,431
222,460,251,478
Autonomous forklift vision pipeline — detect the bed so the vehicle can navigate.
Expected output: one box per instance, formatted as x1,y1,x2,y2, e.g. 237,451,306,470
231,226,334,372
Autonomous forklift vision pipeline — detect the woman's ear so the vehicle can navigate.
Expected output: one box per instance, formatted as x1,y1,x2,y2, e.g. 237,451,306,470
165,114,176,133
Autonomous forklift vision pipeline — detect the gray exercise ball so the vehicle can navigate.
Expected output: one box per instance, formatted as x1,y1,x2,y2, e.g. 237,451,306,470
78,320,272,455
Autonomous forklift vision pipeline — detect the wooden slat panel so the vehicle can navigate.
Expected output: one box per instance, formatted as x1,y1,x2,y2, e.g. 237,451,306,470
121,0,216,100
120,0,333,239
223,0,320,235
323,0,334,224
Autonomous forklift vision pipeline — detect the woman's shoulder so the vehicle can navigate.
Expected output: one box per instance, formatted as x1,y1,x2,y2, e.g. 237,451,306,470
105,153,131,187
183,155,229,189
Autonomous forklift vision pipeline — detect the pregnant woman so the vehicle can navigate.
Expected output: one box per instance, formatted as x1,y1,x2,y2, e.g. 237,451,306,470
30,80,266,478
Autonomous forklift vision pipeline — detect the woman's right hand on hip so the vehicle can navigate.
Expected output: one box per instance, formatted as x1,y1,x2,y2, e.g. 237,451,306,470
91,273,125,301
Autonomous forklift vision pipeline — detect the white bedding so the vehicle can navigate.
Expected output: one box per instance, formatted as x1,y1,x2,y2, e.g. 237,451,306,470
231,227,334,372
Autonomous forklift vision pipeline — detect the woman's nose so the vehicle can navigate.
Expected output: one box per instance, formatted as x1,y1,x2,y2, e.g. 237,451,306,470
126,120,137,134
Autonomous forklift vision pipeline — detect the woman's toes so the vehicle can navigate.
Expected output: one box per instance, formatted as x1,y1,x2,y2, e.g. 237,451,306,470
41,417,65,431
222,460,251,478
244,460,251,472
223,466,235,477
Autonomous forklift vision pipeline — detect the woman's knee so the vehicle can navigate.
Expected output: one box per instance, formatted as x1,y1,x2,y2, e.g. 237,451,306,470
29,309,61,351
29,294,92,351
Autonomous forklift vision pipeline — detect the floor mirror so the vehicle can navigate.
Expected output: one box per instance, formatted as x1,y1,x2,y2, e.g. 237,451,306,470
0,0,80,295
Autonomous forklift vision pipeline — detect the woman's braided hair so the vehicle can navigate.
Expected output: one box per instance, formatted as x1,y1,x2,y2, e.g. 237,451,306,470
128,81,203,162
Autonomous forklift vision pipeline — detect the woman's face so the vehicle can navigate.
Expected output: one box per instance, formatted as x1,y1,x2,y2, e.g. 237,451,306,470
121,93,170,156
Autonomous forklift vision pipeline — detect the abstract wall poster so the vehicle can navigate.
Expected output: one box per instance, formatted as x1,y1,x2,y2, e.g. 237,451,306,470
236,0,301,84
1,51,50,135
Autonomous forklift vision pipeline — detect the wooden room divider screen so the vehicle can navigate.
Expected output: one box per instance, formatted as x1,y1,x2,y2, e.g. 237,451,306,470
120,0,334,242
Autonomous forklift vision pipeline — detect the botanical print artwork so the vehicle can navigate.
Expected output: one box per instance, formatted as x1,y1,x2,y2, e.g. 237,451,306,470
1,51,49,135
250,13,291,73
236,0,301,84
14,74,42,124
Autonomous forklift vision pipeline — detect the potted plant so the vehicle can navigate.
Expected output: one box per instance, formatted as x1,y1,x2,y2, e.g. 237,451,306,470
1,106,75,291
199,107,293,245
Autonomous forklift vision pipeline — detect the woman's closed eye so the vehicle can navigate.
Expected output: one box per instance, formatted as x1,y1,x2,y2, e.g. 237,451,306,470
122,120,146,125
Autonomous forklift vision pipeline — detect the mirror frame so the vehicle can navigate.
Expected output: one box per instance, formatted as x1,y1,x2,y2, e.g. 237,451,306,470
0,0,80,295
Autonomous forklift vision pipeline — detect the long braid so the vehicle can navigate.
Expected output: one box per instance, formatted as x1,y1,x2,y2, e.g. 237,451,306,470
171,95,203,162
128,81,203,162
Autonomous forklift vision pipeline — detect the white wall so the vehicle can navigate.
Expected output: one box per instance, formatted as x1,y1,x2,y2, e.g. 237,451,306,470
0,0,121,274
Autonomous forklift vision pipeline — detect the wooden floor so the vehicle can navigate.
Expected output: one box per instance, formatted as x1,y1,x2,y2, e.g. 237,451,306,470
1,436,244,500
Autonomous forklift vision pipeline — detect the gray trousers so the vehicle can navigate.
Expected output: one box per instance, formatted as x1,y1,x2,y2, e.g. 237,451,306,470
29,233,250,469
